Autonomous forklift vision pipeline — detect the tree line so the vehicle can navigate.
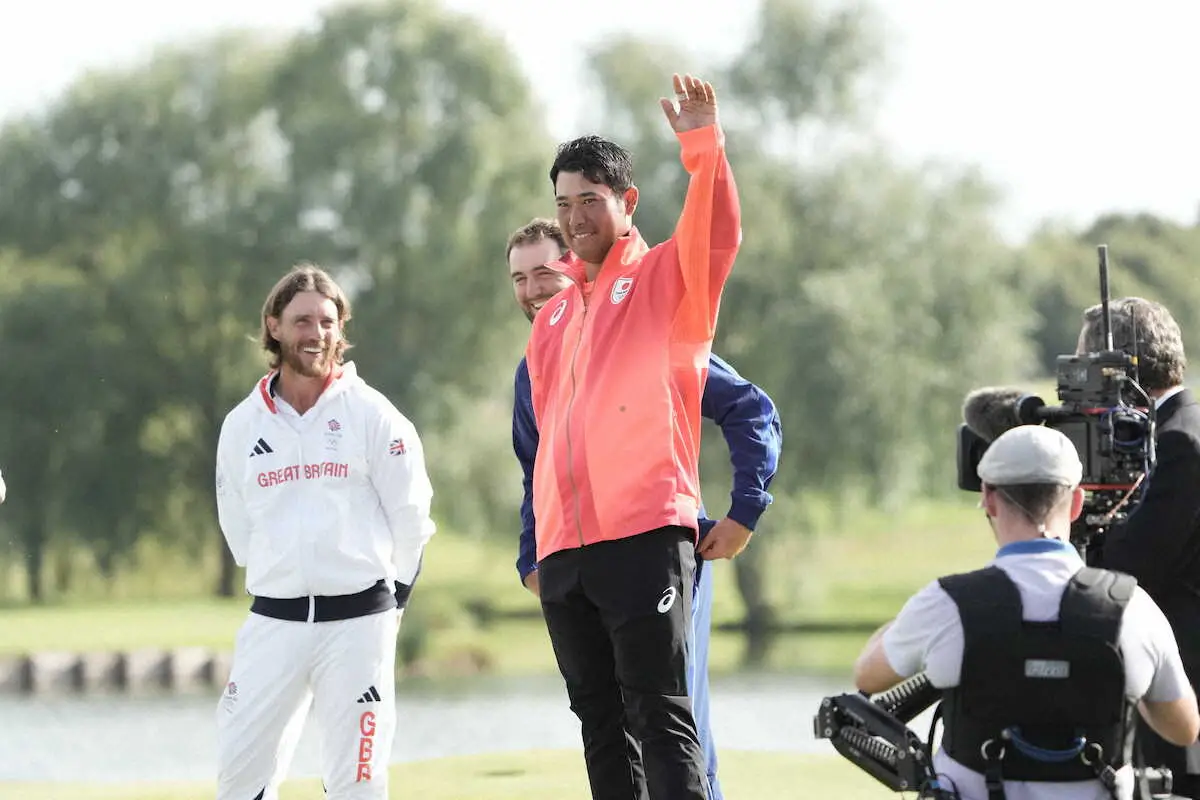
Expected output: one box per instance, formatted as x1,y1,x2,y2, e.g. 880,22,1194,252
0,0,1196,604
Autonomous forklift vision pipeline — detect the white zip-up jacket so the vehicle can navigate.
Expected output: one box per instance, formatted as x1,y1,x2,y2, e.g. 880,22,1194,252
215,362,435,598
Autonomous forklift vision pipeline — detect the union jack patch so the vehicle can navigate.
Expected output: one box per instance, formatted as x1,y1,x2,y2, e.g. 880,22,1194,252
389,438,406,456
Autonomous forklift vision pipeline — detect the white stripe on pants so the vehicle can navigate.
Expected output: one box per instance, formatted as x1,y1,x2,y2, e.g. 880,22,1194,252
216,608,401,799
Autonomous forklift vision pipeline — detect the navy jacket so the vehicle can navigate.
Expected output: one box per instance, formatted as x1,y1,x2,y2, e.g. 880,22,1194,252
512,352,782,581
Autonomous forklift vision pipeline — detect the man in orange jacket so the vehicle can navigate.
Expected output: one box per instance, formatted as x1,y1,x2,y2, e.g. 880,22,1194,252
525,73,742,800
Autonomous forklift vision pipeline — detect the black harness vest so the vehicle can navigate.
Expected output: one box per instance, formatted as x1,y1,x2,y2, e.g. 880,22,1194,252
937,565,1136,787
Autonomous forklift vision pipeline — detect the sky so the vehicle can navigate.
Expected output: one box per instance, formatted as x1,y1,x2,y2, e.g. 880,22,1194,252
0,0,1195,242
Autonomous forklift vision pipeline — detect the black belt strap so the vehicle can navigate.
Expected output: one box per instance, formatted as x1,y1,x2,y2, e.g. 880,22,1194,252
251,579,394,622
984,750,1005,800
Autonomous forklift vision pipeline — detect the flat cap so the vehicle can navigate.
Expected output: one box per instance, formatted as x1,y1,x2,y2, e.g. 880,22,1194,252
978,425,1082,487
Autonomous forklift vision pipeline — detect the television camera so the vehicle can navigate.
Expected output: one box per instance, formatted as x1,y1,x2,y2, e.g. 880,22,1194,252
956,245,1156,562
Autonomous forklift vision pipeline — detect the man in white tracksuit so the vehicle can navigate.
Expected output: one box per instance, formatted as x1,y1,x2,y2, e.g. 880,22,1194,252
215,263,436,800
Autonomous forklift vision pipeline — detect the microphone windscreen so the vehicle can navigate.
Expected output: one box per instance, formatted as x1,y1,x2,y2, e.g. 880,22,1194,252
963,387,1028,443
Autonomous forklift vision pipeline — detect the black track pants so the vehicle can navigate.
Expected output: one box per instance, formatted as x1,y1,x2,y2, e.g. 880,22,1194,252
539,526,708,800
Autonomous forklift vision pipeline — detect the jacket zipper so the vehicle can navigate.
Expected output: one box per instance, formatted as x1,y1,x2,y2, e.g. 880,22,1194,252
564,290,589,547
295,425,314,609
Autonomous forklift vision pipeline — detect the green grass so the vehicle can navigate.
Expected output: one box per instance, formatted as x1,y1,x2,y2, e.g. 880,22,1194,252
0,497,1005,678
2,750,894,800
0,502,990,799
702,496,999,676
0,532,521,654
0,596,248,655
796,498,994,620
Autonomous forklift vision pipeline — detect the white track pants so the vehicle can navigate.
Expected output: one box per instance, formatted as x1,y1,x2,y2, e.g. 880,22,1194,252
215,608,401,800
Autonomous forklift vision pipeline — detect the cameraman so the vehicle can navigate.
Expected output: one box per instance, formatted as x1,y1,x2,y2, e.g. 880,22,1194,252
1081,297,1200,795
855,425,1198,800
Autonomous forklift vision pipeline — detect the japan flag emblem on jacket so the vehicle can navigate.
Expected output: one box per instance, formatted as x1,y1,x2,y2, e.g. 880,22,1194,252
610,277,633,305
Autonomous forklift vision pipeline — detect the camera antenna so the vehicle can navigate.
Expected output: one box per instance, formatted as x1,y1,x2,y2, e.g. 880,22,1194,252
1098,244,1113,351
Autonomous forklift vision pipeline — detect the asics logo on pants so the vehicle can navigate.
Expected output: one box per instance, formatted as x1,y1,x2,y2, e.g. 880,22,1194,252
658,586,678,613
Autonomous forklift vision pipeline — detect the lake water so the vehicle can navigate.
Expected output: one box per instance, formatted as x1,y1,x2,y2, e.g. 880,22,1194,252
0,672,853,783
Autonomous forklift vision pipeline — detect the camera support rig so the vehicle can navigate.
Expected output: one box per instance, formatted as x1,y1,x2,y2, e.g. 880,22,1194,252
814,672,953,798
815,672,1185,799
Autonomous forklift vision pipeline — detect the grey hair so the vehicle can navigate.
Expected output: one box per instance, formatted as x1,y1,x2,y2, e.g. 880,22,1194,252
1077,297,1186,391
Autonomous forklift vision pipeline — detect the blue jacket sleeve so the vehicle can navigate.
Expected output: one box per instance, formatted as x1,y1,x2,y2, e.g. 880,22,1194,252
512,358,539,582
699,353,782,533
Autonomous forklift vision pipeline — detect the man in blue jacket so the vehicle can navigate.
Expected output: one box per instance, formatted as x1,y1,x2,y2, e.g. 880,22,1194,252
505,218,782,800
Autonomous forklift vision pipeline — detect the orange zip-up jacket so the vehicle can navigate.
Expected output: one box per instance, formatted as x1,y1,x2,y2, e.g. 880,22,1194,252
525,123,741,563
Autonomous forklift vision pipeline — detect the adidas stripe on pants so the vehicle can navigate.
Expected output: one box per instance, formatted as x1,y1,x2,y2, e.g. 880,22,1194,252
216,608,400,799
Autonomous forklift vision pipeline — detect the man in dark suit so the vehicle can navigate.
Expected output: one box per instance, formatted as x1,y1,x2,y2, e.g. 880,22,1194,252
1081,297,1200,796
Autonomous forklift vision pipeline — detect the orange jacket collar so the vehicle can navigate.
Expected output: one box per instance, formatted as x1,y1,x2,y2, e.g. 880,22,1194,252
553,228,651,285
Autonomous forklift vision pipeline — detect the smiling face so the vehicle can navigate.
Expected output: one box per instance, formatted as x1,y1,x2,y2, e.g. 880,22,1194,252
554,171,637,267
267,291,342,379
260,264,352,372
509,237,571,322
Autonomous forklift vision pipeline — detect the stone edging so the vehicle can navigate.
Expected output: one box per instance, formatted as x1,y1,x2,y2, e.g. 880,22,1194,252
0,648,233,695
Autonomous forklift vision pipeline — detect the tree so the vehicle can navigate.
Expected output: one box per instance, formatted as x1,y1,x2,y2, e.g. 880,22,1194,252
585,0,1034,502
0,0,554,598
0,253,117,600
1019,214,1200,375
268,0,552,425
